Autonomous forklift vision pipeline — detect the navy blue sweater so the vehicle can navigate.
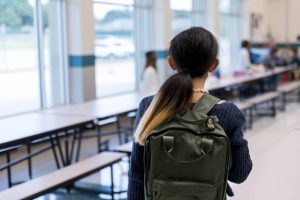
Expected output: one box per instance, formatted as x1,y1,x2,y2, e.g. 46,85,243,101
128,95,253,199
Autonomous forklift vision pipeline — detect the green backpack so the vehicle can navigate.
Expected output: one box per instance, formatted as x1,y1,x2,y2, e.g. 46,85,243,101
144,93,231,200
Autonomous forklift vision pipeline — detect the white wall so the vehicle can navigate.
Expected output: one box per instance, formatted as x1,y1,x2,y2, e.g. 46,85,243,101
286,0,300,42
66,0,96,103
249,0,300,43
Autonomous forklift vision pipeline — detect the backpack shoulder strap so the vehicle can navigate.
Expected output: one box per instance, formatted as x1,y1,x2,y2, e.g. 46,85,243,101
192,93,220,116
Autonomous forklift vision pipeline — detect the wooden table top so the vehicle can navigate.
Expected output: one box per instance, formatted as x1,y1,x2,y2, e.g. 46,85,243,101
43,66,297,120
206,66,296,91
0,65,295,149
0,112,91,148
43,91,148,119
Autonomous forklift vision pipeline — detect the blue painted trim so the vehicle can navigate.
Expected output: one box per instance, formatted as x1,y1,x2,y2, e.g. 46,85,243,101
155,50,168,59
69,55,95,68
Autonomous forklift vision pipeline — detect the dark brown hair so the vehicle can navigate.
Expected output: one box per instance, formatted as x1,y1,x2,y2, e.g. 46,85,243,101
145,51,157,69
135,27,219,144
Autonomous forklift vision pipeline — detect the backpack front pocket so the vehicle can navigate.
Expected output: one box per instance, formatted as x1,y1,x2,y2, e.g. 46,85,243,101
152,179,216,200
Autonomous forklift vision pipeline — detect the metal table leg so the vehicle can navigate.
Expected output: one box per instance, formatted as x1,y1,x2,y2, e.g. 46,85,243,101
272,99,276,117
50,135,61,169
110,165,115,200
76,130,83,162
27,144,32,179
6,152,12,188
116,117,122,145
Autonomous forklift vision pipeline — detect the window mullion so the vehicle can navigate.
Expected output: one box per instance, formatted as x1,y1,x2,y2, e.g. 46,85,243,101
34,0,46,109
59,0,70,104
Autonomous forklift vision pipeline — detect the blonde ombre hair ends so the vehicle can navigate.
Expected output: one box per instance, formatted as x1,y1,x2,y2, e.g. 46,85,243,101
134,72,194,145
134,96,170,145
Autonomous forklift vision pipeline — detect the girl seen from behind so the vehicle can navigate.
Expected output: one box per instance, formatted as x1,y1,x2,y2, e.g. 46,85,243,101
128,27,252,199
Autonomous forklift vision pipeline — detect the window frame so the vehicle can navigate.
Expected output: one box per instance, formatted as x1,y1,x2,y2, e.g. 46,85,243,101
93,0,152,96
218,0,244,74
0,0,68,117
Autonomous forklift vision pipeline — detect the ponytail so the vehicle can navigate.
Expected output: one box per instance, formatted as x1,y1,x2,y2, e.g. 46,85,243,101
135,27,219,145
135,72,193,145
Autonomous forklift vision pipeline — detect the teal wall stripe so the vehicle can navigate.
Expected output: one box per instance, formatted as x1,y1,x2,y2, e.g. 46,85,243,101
68,51,169,68
155,50,168,59
69,55,95,68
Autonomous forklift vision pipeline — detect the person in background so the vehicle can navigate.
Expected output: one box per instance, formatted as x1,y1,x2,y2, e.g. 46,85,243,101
239,40,252,72
262,47,288,69
262,47,288,91
140,51,160,93
238,40,256,97
290,48,300,66
290,48,300,80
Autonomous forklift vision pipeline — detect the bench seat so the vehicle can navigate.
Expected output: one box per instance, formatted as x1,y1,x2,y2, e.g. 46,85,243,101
235,101,253,110
114,142,133,155
278,81,300,93
248,92,280,105
278,81,300,110
0,152,125,200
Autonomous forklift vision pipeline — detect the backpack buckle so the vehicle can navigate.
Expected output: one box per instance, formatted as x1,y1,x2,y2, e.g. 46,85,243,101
207,116,216,131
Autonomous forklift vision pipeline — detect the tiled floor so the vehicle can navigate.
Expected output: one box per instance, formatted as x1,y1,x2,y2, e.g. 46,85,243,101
1,100,300,200
230,101,300,200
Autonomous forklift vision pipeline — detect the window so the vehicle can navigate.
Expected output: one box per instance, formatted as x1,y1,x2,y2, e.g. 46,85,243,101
192,0,206,27
0,0,66,117
94,1,135,97
134,0,152,90
170,0,193,37
219,0,243,75
0,0,39,117
42,0,67,108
